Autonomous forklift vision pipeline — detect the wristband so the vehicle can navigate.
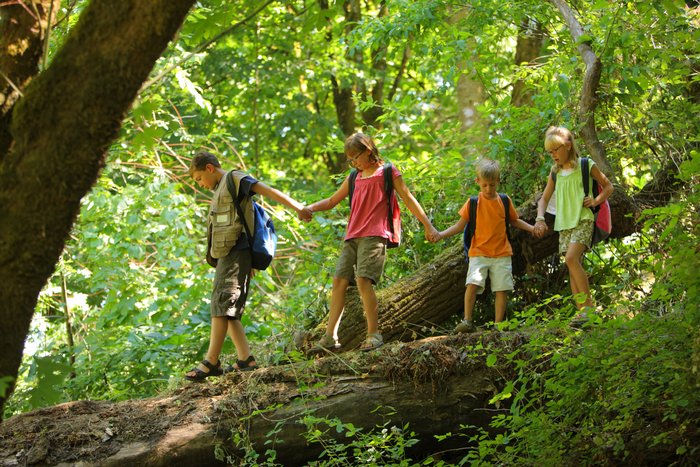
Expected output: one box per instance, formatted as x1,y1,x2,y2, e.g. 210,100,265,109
535,216,545,222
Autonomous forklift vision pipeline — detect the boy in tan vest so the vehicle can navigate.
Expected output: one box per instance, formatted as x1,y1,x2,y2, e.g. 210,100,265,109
185,151,310,381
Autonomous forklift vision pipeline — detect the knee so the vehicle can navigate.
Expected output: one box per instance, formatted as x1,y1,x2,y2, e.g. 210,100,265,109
564,252,581,269
332,276,350,290
355,277,373,292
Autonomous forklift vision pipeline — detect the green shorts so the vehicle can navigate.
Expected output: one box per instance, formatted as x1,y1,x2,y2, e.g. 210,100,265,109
558,219,594,254
210,248,251,319
335,236,387,284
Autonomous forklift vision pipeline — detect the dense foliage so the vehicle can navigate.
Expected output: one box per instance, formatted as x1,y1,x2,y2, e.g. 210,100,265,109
6,0,699,464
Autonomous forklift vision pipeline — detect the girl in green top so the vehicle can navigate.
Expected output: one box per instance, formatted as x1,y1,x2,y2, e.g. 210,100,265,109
533,126,613,313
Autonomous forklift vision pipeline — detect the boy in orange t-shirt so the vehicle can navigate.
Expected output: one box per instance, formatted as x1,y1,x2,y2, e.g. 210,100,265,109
436,159,535,332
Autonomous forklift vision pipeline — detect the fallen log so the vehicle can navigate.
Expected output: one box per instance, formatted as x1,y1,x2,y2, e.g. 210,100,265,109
0,334,518,466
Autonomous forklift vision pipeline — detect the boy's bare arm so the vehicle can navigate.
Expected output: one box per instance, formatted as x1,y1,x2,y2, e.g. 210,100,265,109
254,181,305,214
438,217,468,240
511,218,535,234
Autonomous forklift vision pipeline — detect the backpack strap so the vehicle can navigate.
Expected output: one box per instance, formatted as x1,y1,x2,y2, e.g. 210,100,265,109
580,157,601,214
383,162,395,237
499,193,510,225
499,193,511,241
226,171,253,242
581,157,590,197
347,169,359,208
467,195,478,242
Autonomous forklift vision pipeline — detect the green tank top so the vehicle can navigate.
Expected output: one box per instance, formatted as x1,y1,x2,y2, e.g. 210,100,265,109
553,158,595,231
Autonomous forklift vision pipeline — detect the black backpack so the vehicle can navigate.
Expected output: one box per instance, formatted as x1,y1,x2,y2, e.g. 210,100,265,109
462,193,511,262
348,162,399,248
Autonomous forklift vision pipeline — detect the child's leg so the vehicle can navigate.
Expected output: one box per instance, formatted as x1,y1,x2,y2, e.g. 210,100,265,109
489,257,513,323
228,319,252,360
326,276,350,338
356,277,378,335
564,242,593,308
186,316,228,377
353,237,387,337
464,284,478,321
494,291,507,323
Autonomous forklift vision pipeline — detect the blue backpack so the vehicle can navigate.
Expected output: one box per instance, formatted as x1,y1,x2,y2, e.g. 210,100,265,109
462,193,511,262
226,171,277,270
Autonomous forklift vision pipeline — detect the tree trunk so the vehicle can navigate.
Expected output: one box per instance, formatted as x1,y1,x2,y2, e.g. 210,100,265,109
0,335,508,466
511,17,545,107
0,0,196,416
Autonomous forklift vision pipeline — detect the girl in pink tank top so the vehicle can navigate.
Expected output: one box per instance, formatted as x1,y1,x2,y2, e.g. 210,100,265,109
302,133,439,352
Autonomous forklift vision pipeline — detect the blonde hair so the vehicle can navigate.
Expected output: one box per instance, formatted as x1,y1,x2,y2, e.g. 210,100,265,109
545,126,579,172
476,158,500,181
344,132,383,165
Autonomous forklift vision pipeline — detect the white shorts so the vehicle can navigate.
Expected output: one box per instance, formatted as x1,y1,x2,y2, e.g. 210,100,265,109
465,256,514,295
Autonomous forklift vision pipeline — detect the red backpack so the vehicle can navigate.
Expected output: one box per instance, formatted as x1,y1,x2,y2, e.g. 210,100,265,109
552,157,611,245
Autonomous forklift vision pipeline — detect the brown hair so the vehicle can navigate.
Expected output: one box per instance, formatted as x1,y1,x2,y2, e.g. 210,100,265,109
344,132,383,165
189,151,221,175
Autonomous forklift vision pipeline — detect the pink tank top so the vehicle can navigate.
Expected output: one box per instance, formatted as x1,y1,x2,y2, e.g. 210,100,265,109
345,164,401,241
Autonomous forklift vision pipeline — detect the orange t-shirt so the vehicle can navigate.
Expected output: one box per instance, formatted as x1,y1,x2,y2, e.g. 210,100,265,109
459,192,519,258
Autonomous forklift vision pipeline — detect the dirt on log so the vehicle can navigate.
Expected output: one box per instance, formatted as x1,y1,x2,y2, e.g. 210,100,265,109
0,333,521,466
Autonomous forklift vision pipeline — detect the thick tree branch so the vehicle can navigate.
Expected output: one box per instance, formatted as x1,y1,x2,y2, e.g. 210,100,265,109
549,0,613,178
0,0,59,157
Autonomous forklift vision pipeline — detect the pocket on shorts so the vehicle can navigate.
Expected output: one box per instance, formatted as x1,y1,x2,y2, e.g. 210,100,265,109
213,290,242,318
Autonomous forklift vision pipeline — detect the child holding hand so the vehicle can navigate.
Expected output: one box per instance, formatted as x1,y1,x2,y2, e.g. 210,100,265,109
436,159,534,332
302,133,439,350
533,126,613,313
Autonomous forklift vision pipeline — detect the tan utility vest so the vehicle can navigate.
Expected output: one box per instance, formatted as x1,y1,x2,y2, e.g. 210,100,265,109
208,171,255,259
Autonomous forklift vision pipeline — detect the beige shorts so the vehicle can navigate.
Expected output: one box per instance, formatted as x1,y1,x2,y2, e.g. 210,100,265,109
466,256,513,295
335,236,387,284
558,219,594,254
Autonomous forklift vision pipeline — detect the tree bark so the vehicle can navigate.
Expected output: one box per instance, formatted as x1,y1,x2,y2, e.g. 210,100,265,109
0,335,506,466
0,0,196,415
0,0,60,157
